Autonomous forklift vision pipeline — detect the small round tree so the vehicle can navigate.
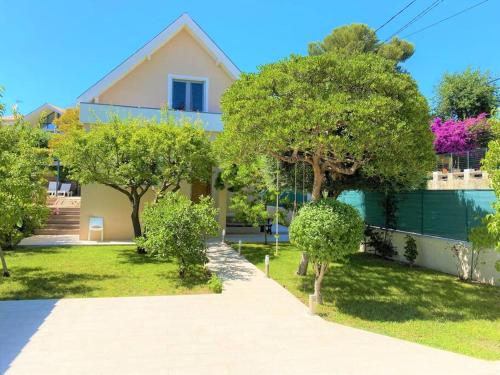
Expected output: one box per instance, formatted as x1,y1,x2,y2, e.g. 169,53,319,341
289,199,364,304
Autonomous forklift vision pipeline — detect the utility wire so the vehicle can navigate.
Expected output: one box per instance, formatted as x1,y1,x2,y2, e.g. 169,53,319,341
384,0,444,42
488,77,500,84
375,0,418,32
403,0,490,38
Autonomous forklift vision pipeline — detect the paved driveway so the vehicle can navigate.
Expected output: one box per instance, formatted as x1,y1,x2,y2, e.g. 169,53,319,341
1,244,498,375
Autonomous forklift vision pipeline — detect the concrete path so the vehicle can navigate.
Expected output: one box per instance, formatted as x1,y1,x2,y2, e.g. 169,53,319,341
1,244,498,375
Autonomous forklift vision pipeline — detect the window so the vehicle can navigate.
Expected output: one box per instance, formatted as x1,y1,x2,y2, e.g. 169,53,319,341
171,79,205,112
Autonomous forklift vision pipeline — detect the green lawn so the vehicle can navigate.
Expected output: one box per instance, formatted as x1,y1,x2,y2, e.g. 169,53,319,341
0,245,211,300
237,243,500,360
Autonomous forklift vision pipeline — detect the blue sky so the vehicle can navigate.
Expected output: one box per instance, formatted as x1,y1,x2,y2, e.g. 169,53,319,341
1,0,498,115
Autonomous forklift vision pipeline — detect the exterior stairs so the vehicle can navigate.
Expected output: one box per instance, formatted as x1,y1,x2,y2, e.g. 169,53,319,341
36,204,81,236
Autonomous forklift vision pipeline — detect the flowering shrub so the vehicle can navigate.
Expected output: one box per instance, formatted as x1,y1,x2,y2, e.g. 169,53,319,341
430,113,491,154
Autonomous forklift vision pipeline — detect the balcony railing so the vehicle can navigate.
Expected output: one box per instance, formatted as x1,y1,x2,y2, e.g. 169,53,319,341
79,102,223,132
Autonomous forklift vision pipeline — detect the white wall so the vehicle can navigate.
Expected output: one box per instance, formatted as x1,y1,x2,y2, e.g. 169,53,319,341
367,229,500,286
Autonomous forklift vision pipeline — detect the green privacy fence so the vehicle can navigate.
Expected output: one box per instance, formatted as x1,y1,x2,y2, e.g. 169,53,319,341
338,189,497,241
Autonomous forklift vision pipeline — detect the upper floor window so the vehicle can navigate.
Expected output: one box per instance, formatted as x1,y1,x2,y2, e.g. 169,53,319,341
171,79,205,112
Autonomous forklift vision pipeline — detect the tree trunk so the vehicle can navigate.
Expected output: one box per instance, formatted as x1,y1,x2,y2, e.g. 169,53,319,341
296,159,324,275
130,193,145,254
314,263,327,305
0,246,10,277
311,161,324,201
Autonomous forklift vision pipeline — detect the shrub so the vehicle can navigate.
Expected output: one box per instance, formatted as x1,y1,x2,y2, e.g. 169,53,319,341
137,192,219,277
403,235,418,266
289,199,364,304
365,226,397,259
450,242,469,281
207,273,223,293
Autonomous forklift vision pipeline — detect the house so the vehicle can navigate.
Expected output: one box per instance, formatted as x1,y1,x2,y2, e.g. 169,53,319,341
75,13,239,241
2,103,65,130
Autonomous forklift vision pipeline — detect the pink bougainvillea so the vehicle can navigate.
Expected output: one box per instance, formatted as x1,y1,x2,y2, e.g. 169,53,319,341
430,113,491,154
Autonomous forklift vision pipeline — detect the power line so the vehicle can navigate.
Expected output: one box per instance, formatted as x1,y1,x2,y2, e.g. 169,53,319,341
384,0,444,42
488,77,500,84
403,0,490,38
375,0,418,32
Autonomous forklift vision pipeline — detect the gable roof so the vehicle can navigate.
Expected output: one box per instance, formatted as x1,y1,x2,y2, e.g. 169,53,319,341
77,13,241,103
25,103,65,123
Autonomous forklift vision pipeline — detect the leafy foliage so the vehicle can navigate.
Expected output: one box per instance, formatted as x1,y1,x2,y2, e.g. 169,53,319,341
430,113,492,154
0,120,49,275
217,156,278,227
137,192,219,277
434,68,499,119
207,273,223,293
218,52,433,200
469,222,496,281
480,116,500,272
54,115,214,240
290,199,364,263
403,235,418,266
308,23,414,63
49,107,82,148
364,227,397,259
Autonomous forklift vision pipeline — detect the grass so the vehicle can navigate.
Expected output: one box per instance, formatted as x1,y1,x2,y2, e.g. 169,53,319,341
237,242,500,360
0,245,211,300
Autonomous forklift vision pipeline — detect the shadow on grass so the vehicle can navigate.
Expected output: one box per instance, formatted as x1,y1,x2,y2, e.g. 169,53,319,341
157,266,211,289
298,253,500,323
241,244,500,323
0,267,117,300
116,249,166,265
4,246,65,257
118,249,210,289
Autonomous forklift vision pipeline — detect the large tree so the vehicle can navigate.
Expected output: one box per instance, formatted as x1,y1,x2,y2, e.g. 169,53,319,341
434,68,499,120
218,52,434,274
55,115,214,251
308,23,414,63
0,120,49,276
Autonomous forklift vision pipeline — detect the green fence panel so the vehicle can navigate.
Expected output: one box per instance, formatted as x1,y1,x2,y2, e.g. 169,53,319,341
394,191,423,234
343,189,496,241
422,191,468,240
364,191,386,228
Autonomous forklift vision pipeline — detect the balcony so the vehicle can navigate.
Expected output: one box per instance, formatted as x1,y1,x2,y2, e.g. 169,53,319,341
79,102,223,132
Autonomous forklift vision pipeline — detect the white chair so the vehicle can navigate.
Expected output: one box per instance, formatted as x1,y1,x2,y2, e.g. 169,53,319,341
57,183,72,197
47,181,58,196
88,217,104,241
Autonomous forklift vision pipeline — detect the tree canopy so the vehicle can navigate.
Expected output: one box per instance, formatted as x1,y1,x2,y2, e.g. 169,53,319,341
0,120,49,276
218,52,434,201
54,115,214,246
308,23,414,63
434,68,499,120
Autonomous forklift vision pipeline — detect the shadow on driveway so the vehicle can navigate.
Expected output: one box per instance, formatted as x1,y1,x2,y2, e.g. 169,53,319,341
0,299,57,374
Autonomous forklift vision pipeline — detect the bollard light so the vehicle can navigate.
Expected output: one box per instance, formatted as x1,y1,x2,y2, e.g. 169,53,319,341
221,229,226,244
238,240,242,255
309,294,316,315
265,254,270,278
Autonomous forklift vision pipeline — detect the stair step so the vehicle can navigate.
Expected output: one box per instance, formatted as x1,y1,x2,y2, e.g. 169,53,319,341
47,217,80,223
45,219,80,225
48,209,81,214
35,228,80,235
44,223,80,229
